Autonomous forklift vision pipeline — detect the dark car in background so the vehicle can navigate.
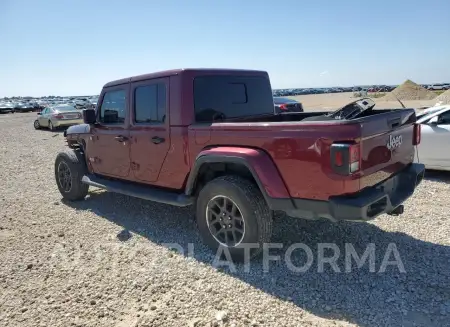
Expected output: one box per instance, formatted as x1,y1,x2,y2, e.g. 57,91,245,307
14,102,35,112
73,98,91,109
273,97,303,113
0,102,15,113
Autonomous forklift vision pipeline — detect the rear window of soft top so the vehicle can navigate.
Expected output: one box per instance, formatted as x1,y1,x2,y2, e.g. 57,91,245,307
193,75,274,122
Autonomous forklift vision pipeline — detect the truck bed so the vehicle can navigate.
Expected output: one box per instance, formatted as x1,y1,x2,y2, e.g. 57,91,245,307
226,109,402,123
189,108,418,201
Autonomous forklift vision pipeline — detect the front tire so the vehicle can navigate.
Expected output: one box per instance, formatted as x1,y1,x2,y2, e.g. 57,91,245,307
55,150,89,201
34,120,40,129
196,175,273,261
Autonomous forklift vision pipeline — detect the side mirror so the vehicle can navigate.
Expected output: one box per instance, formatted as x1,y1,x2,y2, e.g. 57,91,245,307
83,109,96,124
429,116,439,125
37,112,41,115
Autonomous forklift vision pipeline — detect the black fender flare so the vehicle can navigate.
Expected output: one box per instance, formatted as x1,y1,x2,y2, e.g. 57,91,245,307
185,148,294,211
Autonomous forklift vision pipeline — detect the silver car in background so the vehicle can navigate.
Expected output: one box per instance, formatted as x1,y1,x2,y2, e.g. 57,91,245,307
34,104,83,130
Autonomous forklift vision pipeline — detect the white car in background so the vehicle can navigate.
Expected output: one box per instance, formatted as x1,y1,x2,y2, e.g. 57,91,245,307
415,105,450,171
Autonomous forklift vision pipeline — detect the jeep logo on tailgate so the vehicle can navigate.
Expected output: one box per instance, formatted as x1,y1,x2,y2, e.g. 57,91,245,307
387,134,402,150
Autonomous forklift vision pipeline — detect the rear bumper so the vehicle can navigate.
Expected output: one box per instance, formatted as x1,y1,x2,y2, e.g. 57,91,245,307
271,163,425,222
53,119,83,127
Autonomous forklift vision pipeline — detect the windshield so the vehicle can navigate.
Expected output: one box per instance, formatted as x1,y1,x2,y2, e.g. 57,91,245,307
417,108,450,124
417,109,448,123
418,110,439,121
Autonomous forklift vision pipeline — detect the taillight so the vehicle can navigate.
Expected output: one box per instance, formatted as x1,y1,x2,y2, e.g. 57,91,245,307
413,123,421,145
53,114,64,119
279,104,287,110
330,143,361,175
349,144,360,173
335,151,343,166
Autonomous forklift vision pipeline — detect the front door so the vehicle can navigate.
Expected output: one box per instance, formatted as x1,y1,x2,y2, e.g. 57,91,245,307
88,86,131,178
420,111,450,168
129,78,170,183
39,107,52,127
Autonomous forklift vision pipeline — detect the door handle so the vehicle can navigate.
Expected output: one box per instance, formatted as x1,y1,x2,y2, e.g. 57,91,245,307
151,136,165,144
115,135,128,142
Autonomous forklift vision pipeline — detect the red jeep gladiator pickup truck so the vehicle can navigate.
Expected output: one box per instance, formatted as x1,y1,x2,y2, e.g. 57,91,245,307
55,68,425,260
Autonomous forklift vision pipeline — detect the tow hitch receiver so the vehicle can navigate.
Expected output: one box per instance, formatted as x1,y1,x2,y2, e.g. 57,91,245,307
388,205,404,216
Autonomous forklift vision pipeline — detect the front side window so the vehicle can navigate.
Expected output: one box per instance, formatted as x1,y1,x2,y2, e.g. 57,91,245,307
439,111,450,124
99,89,126,124
134,83,166,123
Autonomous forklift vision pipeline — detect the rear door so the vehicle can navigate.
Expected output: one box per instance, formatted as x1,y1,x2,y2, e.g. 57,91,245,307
358,109,417,188
88,85,131,178
129,78,170,183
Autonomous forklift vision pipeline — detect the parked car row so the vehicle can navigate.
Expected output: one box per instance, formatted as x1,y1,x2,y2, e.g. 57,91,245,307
272,85,398,96
0,95,99,115
272,83,450,97
0,101,41,113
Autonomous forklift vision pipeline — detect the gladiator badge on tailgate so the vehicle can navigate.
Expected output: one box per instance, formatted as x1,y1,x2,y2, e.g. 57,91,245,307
387,134,402,150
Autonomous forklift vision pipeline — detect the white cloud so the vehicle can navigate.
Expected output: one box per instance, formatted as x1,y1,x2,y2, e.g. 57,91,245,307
320,70,329,76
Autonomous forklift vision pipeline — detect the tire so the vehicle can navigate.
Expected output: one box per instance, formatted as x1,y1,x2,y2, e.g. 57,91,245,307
54,150,89,201
33,120,40,129
48,120,55,131
196,175,273,262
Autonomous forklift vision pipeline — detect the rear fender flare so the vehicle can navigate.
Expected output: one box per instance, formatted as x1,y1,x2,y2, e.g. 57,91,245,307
185,147,293,210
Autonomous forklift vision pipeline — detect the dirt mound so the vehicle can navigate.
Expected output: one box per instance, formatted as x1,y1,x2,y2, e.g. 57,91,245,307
435,89,450,104
382,80,437,101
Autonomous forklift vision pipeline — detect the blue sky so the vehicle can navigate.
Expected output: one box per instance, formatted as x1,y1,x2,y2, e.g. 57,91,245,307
1,0,449,97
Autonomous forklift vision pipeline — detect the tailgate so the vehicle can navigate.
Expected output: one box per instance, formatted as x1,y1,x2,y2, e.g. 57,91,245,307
359,109,417,189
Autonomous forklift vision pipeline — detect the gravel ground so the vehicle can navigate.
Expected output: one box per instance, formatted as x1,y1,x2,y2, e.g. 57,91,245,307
1,112,449,327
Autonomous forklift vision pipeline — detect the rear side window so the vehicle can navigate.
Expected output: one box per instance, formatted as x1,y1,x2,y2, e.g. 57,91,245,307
134,83,166,123
99,89,126,124
194,75,274,122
